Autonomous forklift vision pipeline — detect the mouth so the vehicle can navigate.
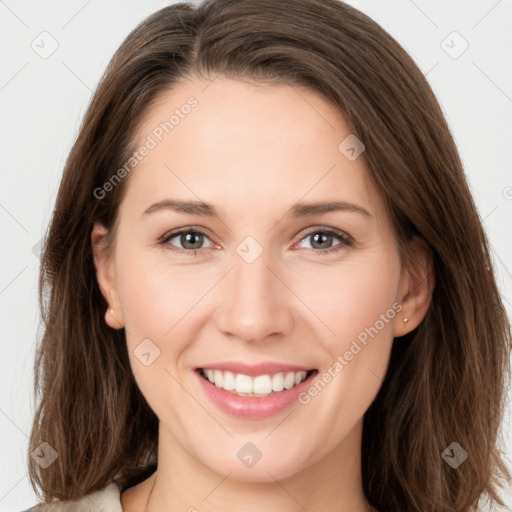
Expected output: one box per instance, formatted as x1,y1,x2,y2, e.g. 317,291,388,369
194,363,319,418
196,368,317,398
193,360,319,418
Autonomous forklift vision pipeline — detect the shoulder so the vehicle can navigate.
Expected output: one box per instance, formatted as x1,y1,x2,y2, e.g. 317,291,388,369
21,483,122,512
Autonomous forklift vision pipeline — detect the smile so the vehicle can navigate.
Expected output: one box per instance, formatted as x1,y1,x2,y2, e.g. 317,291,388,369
199,368,313,397
195,365,319,418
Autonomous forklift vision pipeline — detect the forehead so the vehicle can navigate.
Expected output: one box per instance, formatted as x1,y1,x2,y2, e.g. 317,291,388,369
124,76,381,220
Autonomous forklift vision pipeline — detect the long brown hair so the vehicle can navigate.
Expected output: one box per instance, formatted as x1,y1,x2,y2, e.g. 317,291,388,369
28,1,511,510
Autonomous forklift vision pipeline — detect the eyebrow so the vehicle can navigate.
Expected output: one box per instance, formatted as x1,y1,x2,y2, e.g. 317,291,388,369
142,199,372,218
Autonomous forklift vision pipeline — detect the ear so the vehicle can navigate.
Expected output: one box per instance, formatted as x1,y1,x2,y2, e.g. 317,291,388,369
91,222,125,329
394,236,435,337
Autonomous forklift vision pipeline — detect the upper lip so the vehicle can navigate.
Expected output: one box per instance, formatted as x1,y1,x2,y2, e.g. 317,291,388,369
197,361,315,377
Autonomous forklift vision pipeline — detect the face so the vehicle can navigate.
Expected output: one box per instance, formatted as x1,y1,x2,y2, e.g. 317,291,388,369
93,76,421,482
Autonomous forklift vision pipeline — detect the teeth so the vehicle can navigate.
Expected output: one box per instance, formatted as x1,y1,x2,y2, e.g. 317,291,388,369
284,372,295,389
201,369,309,396
235,373,253,393
214,370,223,388
253,375,272,394
223,371,235,391
272,373,284,392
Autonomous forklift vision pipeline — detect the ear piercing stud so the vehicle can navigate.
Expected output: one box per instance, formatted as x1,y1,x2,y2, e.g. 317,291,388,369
403,317,408,323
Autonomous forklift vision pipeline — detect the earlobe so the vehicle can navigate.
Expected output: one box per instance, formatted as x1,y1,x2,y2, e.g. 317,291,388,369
394,236,435,337
105,307,124,330
91,222,125,329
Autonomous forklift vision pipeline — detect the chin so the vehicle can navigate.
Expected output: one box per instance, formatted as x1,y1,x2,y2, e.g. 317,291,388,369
199,440,313,483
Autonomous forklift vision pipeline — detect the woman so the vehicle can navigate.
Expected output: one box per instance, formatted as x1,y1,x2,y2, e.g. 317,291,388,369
24,0,511,511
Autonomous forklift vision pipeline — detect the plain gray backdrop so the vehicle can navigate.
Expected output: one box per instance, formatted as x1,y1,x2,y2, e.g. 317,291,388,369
1,0,511,510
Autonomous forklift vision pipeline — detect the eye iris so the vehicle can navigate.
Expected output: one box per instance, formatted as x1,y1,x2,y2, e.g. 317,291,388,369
181,231,203,250
311,232,332,250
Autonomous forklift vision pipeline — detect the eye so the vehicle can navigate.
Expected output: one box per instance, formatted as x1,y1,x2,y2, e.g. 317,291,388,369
294,228,353,255
158,226,353,256
159,228,216,255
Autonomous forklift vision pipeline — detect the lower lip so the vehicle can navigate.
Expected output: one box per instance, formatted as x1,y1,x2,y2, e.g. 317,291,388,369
195,369,318,419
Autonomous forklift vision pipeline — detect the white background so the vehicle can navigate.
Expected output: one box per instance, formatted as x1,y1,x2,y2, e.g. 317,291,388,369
1,0,511,510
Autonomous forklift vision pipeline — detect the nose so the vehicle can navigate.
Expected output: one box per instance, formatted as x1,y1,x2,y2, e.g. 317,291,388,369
213,245,294,345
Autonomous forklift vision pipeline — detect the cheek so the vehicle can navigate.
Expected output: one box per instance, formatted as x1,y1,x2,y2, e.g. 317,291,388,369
113,250,200,423
115,246,206,343
295,251,402,429
292,250,402,360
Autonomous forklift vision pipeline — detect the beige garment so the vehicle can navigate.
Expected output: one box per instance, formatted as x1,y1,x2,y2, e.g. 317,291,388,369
22,483,122,512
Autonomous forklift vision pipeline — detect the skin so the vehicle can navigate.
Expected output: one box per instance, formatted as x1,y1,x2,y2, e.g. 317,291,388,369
92,76,433,512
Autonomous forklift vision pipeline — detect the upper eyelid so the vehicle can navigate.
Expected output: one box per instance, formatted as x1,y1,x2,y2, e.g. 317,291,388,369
161,226,217,244
298,226,350,238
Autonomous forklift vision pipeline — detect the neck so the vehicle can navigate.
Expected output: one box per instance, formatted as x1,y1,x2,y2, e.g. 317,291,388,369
140,419,373,512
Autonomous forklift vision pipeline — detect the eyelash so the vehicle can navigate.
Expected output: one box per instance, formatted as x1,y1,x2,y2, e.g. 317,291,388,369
158,227,354,256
